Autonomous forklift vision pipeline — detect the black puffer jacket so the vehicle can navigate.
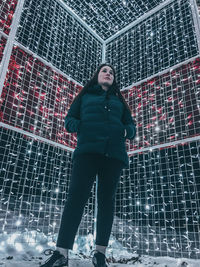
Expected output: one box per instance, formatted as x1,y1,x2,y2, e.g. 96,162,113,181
64,84,136,168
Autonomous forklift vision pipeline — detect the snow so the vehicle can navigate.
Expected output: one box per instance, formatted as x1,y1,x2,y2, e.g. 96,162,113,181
0,231,199,266
1,255,200,267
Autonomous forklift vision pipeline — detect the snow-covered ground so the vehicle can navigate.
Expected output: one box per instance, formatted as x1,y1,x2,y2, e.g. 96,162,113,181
1,254,200,267
0,231,199,266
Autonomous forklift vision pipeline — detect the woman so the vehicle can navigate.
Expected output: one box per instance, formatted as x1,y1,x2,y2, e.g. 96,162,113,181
40,63,136,267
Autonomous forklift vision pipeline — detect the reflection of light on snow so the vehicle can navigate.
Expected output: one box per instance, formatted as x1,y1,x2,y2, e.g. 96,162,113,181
16,220,22,226
145,205,150,210
87,233,93,243
36,245,43,253
27,237,36,246
24,232,37,246
73,243,78,251
15,243,23,251
0,241,5,251
7,233,18,245
85,243,90,251
47,241,55,247
0,231,199,266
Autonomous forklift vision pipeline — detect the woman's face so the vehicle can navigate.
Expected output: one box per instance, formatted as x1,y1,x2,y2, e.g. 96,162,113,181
98,66,114,88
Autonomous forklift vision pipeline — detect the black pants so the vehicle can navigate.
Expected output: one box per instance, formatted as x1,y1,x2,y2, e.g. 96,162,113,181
56,153,124,249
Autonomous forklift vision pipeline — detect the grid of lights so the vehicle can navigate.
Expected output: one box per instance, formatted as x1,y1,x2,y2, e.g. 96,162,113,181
122,58,200,151
106,0,199,88
115,140,200,258
62,0,166,40
1,46,200,158
0,128,199,258
0,0,17,35
0,46,82,148
15,0,102,85
0,36,7,63
0,127,96,238
114,141,200,258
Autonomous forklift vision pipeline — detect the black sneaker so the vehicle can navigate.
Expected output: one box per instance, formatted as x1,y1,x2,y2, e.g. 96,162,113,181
92,251,108,267
40,249,68,267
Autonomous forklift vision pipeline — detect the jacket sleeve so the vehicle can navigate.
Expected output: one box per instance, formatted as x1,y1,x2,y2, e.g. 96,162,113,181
64,97,81,133
121,106,136,140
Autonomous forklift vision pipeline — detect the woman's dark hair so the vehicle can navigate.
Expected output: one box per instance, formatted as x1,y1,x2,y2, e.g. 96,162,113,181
71,63,132,115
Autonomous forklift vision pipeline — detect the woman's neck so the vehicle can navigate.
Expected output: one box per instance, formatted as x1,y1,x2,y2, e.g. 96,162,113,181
101,85,109,91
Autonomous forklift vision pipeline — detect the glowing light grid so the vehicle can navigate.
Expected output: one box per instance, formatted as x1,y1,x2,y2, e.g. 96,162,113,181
106,0,199,88
15,0,102,85
122,57,200,151
115,140,200,258
0,35,7,63
61,0,166,40
0,126,96,238
0,46,82,148
0,0,17,35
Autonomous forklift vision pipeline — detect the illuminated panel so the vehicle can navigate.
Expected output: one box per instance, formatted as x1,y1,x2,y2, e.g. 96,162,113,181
0,36,7,63
0,0,18,35
0,46,82,147
16,0,102,85
115,141,200,259
121,58,200,151
0,126,95,243
61,0,165,40
1,48,200,153
106,0,199,88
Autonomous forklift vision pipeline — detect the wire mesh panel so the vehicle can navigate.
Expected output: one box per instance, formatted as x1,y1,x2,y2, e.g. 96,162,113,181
0,43,97,250
114,140,200,259
0,35,7,63
0,126,96,250
61,0,166,40
0,0,102,254
121,57,200,152
15,0,102,85
106,0,199,88
0,0,17,35
0,46,82,148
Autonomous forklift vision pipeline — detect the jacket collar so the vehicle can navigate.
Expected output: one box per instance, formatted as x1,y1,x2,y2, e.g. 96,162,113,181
87,84,116,96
